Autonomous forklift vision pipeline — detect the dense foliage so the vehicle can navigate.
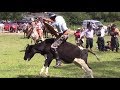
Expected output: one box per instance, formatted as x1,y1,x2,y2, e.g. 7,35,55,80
57,12,120,25
1,12,120,25
0,12,25,20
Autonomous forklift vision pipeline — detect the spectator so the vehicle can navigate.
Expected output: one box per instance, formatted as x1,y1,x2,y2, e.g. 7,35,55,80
110,24,120,52
74,28,84,47
80,22,94,51
96,25,106,51
104,41,111,51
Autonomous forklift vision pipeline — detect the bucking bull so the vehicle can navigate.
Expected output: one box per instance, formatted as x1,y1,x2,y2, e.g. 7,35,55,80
23,38,100,78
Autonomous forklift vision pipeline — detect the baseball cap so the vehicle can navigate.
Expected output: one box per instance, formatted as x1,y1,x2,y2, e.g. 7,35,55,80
49,13,56,18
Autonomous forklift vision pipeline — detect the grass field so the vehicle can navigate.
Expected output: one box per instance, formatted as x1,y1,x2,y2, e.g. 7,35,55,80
0,33,120,78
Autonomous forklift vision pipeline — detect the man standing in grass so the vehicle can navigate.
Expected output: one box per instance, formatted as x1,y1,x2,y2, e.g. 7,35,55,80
80,22,94,51
110,24,120,52
96,25,106,51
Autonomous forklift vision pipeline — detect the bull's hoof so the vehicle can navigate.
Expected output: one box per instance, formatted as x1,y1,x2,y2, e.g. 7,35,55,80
39,73,43,76
39,73,50,78
44,75,50,78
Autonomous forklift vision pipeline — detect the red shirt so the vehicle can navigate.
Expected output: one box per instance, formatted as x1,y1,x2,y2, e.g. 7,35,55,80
74,31,81,38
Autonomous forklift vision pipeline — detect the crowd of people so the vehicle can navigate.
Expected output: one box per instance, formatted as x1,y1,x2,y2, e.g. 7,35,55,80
1,13,119,54
74,22,120,52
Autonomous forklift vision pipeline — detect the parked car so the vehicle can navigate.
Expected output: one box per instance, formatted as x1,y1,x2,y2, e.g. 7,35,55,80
10,22,18,33
4,22,11,31
82,20,103,29
4,22,18,33
82,20,107,34
16,20,32,24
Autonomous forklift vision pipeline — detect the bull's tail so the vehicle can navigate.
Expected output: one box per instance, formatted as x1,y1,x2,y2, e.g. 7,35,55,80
88,50,100,61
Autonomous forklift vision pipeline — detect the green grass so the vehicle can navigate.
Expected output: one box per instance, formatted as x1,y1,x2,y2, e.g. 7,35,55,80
0,33,120,78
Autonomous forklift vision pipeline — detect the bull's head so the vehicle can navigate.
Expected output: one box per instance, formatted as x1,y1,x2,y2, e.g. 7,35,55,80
23,38,54,61
24,44,36,61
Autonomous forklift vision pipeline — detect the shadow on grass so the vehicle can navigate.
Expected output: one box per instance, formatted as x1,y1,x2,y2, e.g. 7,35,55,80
19,37,27,39
3,54,11,55
90,60,120,78
115,57,120,60
17,75,65,78
52,60,120,78
17,60,120,78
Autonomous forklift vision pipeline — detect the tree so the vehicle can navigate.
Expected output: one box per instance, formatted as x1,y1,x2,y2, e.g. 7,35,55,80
58,12,91,25
0,12,24,20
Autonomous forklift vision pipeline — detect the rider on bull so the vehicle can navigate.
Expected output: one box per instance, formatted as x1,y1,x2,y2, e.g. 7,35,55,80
43,13,70,68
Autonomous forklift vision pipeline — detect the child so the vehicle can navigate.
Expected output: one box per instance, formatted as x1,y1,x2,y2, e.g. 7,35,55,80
74,28,84,47
104,41,111,51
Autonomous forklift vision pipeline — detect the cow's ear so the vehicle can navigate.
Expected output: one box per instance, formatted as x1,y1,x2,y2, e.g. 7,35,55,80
27,44,29,46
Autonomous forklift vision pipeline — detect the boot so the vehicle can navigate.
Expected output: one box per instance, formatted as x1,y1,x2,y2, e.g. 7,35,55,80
53,48,62,68
54,60,62,68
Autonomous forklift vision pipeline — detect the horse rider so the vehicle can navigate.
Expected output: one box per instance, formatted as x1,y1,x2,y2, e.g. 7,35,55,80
27,18,44,43
26,18,36,39
35,18,44,41
43,13,70,68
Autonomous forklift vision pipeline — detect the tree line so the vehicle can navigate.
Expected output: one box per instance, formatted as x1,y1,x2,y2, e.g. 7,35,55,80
57,12,120,25
0,12,120,25
0,12,26,21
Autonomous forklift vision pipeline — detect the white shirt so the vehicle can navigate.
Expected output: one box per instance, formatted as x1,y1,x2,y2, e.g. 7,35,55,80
80,29,94,39
55,16,66,24
51,16,68,33
100,27,106,37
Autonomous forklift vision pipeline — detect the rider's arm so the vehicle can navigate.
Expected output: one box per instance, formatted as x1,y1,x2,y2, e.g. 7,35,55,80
115,28,120,36
43,18,54,23
80,29,87,39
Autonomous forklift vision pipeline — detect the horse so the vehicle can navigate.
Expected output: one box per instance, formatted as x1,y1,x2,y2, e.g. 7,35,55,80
26,25,40,44
22,24,29,38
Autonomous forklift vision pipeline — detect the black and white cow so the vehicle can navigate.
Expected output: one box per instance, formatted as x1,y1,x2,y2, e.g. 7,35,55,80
23,38,99,78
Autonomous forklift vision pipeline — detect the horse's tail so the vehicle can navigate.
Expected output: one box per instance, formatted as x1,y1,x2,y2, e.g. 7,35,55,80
88,50,100,61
